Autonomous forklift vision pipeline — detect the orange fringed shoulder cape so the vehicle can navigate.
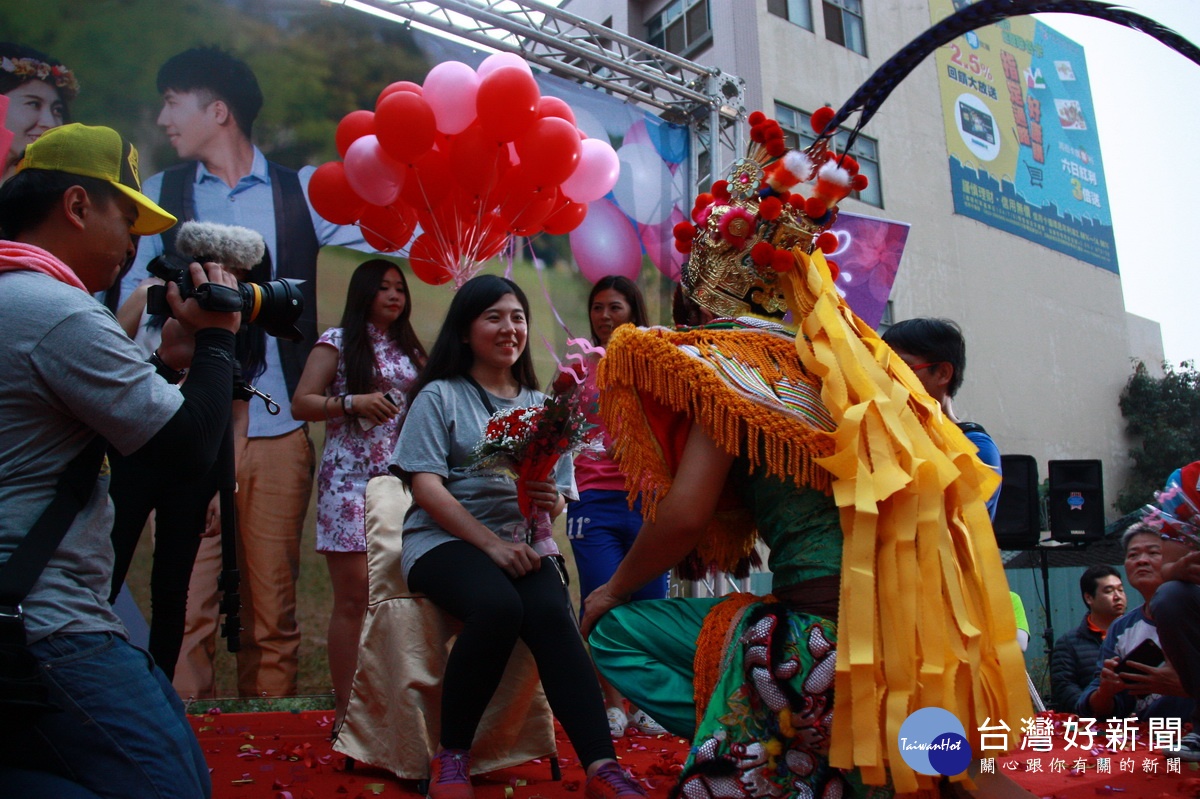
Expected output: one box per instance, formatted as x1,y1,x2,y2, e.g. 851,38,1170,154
597,250,1030,796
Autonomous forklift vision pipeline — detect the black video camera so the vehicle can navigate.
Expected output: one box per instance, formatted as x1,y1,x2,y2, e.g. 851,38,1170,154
146,252,306,341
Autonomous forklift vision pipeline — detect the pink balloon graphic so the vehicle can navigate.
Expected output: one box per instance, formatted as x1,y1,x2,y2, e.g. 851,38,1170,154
569,199,642,284
343,135,404,206
561,138,620,204
477,52,532,79
623,119,651,146
423,61,479,135
641,205,686,281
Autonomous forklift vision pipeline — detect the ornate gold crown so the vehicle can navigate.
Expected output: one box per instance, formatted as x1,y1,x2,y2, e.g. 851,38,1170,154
674,110,867,319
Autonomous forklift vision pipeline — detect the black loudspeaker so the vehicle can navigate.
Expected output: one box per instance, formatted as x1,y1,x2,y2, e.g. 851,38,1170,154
994,454,1041,549
1048,459,1105,543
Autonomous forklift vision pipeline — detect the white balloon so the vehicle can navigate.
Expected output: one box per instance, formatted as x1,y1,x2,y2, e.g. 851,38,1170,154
610,143,674,226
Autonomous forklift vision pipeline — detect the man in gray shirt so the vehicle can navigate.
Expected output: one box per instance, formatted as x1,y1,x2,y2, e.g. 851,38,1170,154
0,123,240,797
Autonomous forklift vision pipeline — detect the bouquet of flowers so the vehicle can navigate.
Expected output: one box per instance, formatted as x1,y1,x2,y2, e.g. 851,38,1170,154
472,342,604,555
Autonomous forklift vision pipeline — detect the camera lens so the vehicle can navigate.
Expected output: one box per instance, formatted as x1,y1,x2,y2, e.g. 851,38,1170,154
241,278,305,341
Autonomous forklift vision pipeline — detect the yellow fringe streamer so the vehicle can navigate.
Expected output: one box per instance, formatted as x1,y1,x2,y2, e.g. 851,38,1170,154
597,325,833,572
781,248,1031,795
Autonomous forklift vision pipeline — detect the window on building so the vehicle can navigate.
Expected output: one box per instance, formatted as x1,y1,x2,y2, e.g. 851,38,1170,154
647,0,711,57
775,102,883,207
822,0,866,55
767,0,813,31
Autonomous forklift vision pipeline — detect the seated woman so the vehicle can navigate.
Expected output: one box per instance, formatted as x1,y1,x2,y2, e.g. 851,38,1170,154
581,113,1031,798
391,274,646,799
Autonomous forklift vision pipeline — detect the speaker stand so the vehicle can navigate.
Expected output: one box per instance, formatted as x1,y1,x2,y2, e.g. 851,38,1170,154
1039,547,1055,657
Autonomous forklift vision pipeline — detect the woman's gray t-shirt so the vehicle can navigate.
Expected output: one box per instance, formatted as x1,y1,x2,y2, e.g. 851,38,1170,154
391,376,577,578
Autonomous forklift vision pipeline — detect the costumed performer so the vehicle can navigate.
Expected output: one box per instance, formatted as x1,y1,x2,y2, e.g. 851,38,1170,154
581,110,1031,798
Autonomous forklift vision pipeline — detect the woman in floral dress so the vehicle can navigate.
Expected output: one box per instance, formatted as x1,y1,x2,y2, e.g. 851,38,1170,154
292,259,426,727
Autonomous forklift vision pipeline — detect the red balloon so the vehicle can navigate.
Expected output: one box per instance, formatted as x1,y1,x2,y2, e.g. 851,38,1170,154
537,96,576,126
401,149,454,210
308,162,366,225
358,203,418,252
377,92,437,164
505,187,556,232
475,66,540,143
408,234,454,285
450,123,506,196
336,110,376,159
542,196,586,235
473,213,510,261
377,80,423,108
515,117,582,187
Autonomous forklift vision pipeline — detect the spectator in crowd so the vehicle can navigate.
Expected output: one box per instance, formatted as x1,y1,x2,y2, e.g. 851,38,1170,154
118,46,365,698
882,318,1001,518
1,42,76,180
1078,524,1194,727
568,275,667,738
1050,565,1126,712
1146,461,1200,760
0,123,238,796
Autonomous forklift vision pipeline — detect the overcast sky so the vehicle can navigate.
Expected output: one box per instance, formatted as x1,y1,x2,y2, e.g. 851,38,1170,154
1034,1,1200,367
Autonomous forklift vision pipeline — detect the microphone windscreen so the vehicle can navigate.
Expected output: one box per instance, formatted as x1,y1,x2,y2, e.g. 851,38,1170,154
174,221,266,274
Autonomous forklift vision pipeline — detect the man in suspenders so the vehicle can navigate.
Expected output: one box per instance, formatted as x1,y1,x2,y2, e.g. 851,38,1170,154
119,47,365,699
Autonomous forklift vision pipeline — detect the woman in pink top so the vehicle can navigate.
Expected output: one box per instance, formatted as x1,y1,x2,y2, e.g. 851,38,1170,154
568,276,668,737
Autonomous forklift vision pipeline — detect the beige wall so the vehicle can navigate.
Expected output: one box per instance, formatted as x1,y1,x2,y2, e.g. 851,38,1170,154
564,0,1156,515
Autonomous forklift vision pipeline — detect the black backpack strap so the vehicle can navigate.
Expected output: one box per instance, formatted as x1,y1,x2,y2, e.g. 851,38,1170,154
957,421,988,436
268,161,320,398
158,162,200,258
0,436,108,611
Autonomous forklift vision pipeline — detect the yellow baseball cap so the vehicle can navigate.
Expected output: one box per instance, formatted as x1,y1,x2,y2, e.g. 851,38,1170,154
18,123,176,236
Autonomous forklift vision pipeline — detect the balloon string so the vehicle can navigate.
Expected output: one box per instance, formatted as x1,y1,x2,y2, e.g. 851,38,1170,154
525,235,574,338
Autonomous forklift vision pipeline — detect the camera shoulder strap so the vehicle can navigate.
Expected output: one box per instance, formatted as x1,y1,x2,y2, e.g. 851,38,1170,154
0,436,108,610
158,162,200,260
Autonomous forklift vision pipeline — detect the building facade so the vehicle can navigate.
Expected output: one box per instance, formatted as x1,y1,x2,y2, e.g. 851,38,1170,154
564,0,1161,520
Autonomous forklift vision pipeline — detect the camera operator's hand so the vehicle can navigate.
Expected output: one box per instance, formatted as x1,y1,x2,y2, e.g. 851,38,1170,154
169,261,242,335
352,392,400,426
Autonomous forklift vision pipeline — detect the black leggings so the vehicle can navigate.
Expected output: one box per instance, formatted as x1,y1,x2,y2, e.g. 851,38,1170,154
407,540,614,768
108,457,218,680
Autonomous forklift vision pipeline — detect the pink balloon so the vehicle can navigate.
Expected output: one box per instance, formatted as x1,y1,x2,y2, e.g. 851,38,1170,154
561,138,620,203
343,135,404,206
569,199,642,284
640,205,686,281
477,52,532,79
423,61,479,135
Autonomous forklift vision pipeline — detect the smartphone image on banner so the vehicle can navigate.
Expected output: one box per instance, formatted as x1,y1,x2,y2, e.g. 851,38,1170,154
1115,638,1165,675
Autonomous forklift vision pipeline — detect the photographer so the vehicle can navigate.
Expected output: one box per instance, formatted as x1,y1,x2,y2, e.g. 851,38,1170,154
0,123,238,796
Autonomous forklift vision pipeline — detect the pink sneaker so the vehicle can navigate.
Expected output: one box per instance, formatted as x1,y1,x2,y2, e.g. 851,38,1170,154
427,748,474,799
585,762,647,799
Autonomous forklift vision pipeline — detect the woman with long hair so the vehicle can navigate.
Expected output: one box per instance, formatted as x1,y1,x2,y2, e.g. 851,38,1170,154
391,273,644,799
568,276,667,737
292,259,426,728
1,42,77,180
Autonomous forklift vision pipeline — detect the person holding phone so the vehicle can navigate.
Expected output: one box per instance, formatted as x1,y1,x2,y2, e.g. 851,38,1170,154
1078,524,1195,725
291,258,426,730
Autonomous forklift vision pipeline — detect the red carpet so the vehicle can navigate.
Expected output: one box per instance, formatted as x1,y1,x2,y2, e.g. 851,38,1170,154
194,710,1200,798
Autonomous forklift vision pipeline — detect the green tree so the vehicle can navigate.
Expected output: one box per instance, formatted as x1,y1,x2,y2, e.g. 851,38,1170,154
1117,360,1200,513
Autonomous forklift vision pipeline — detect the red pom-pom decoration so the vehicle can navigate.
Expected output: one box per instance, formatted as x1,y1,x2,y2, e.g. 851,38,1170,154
840,154,860,174
766,139,787,158
748,111,766,126
804,196,829,218
750,242,775,265
810,106,836,134
693,192,714,211
759,196,783,221
711,180,730,202
674,221,696,240
787,193,806,209
816,232,839,253
827,259,840,282
850,174,870,191
771,250,794,273
675,238,693,254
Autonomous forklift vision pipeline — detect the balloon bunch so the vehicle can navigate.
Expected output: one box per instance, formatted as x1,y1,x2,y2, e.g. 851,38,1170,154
308,53,620,287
